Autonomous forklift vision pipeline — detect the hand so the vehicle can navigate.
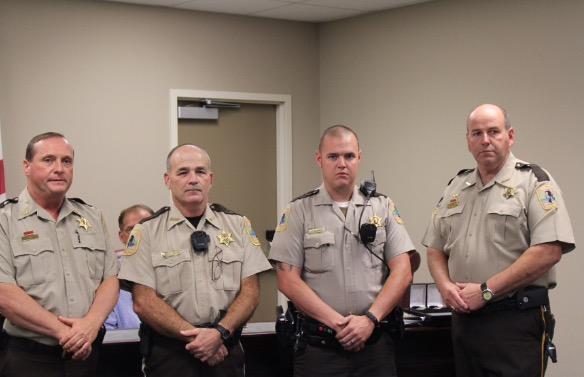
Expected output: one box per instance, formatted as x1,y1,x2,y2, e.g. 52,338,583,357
456,282,486,312
181,327,223,362
437,281,470,313
335,315,374,352
58,316,100,356
206,344,229,366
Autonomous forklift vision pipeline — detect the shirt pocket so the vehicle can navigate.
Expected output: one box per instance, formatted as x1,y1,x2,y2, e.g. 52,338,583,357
365,229,387,268
438,204,466,251
12,237,57,287
486,203,525,246
72,231,107,282
303,231,335,273
210,247,244,291
152,251,191,295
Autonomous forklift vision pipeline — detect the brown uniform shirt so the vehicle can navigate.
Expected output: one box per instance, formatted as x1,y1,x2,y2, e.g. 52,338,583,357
268,184,415,316
0,189,118,345
422,153,575,288
118,204,272,325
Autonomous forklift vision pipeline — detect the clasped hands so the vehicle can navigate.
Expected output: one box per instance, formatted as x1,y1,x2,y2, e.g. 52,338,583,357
181,327,228,366
56,316,101,361
440,281,486,313
334,314,375,352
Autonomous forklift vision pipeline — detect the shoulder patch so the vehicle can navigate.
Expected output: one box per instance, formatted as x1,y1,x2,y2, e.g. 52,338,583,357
447,168,474,186
69,197,91,206
388,199,404,224
244,217,261,247
210,203,240,216
140,206,170,224
0,198,18,209
122,227,142,256
536,183,557,211
292,189,319,202
515,162,550,182
276,205,291,233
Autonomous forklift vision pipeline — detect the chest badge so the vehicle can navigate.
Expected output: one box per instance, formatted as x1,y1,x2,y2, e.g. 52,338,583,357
446,194,460,209
503,187,517,199
369,215,383,228
77,217,92,231
217,231,234,246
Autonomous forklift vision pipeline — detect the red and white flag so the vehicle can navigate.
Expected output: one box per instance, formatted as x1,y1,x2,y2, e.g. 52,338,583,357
0,129,6,202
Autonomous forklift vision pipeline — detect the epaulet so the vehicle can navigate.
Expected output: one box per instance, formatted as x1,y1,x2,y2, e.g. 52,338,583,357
371,191,387,198
140,206,169,224
210,203,240,216
69,197,91,206
0,198,18,209
292,189,319,202
515,162,549,182
447,168,475,186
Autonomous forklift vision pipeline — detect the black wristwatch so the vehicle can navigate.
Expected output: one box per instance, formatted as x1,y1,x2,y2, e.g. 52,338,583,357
481,282,494,302
364,310,380,328
215,324,232,344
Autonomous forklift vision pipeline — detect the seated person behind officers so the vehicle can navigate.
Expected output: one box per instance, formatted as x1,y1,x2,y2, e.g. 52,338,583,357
423,104,575,377
269,125,415,377
0,132,119,377
105,204,154,330
119,144,272,377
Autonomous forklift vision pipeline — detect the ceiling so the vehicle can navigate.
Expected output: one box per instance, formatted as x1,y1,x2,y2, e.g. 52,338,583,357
104,0,432,23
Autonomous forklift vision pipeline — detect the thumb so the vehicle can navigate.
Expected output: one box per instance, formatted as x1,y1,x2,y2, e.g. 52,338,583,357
58,316,74,326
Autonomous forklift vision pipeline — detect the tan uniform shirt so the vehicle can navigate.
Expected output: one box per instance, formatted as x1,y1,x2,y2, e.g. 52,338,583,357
422,153,575,288
118,204,272,325
269,184,415,316
0,189,118,345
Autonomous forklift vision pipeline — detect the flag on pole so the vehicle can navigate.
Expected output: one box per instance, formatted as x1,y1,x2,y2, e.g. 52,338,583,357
0,128,6,202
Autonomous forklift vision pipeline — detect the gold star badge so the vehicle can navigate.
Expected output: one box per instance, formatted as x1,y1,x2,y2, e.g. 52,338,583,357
369,215,383,228
77,217,91,231
503,187,516,199
217,231,234,246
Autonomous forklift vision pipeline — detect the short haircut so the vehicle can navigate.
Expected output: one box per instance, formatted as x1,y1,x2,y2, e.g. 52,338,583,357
318,125,360,151
467,104,511,130
165,144,211,172
118,204,155,230
25,132,70,161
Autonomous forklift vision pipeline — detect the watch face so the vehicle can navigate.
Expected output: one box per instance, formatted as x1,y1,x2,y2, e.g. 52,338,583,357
483,290,493,301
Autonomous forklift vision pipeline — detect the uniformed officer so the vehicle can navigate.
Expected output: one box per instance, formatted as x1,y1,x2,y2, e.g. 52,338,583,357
0,132,119,377
423,104,576,377
269,125,415,377
105,204,154,330
119,144,271,377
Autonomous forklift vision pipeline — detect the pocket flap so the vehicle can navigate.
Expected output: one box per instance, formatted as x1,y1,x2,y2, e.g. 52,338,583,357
439,203,465,218
153,250,191,267
304,231,335,248
13,237,54,257
72,231,107,251
213,247,244,264
487,203,522,217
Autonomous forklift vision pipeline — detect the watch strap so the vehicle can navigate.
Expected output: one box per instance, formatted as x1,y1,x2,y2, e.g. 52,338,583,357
364,310,380,327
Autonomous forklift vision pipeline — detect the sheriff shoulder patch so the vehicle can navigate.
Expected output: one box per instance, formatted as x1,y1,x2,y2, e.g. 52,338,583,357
388,199,404,225
244,218,261,247
276,205,291,233
122,228,142,256
536,184,558,211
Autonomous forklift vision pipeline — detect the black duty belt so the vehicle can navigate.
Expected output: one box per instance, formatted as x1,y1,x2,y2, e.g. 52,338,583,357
301,316,382,350
146,323,242,351
469,286,549,316
1,327,105,359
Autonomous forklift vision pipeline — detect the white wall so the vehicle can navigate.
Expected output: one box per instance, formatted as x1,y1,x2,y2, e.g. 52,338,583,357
320,0,583,375
0,0,321,248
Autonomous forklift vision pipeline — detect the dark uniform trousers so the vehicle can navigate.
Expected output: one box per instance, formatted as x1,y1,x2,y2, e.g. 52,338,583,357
144,340,245,377
0,333,100,377
452,307,547,377
294,332,397,377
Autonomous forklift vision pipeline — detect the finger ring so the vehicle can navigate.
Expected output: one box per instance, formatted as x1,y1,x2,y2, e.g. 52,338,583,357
347,339,353,345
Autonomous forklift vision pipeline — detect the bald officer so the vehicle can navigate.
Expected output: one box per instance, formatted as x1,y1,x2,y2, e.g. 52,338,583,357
119,144,271,377
269,125,414,377
0,132,119,377
423,104,575,377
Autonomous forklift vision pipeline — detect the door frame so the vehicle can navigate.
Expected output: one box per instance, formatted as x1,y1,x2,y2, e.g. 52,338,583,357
169,88,292,223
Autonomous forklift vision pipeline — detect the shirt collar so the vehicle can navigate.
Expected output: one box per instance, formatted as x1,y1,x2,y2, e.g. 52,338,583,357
313,183,368,206
17,188,79,221
167,203,221,231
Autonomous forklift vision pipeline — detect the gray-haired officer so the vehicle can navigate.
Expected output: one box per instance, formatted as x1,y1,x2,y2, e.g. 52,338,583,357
423,104,575,377
0,132,119,377
269,125,414,377
119,144,271,377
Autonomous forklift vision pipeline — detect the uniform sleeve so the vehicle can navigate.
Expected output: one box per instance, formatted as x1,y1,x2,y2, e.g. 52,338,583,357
240,216,272,279
268,203,305,268
421,188,449,252
118,224,157,289
527,176,575,253
100,213,119,279
384,197,415,260
0,214,16,284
